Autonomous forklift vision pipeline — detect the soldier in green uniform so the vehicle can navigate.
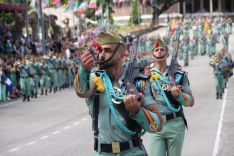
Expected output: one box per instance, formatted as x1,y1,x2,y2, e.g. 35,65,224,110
206,30,214,58
198,30,206,56
226,18,232,35
143,39,194,156
30,55,40,98
189,35,197,60
19,58,32,101
39,56,50,95
48,55,58,93
182,39,189,66
210,52,225,99
74,32,163,156
221,32,229,50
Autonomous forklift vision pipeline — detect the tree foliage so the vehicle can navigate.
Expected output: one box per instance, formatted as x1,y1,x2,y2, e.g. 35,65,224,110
129,0,141,25
146,0,182,25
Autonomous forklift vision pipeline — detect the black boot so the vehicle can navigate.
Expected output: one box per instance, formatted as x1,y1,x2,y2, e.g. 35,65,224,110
220,93,222,99
59,86,61,91
41,89,44,95
31,91,34,98
23,95,26,102
27,96,30,102
54,87,56,93
45,89,48,95
216,93,219,99
49,87,52,93
35,92,37,98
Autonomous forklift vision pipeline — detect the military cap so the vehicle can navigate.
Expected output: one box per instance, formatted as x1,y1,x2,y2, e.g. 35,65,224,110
152,38,166,51
96,32,124,46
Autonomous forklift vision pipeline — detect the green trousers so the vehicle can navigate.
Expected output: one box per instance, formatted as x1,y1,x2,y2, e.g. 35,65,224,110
183,52,189,66
148,117,185,156
20,77,31,96
51,70,58,88
1,84,6,101
32,75,39,94
40,75,50,90
214,75,224,94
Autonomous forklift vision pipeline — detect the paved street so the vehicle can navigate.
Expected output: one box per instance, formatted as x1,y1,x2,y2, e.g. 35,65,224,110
0,27,234,156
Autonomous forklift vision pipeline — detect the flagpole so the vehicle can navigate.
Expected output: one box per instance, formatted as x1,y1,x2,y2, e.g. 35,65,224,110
25,0,29,45
101,0,103,31
48,0,51,37
39,0,46,54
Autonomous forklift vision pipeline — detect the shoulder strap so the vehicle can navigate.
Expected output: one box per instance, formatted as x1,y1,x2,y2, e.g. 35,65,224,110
92,92,100,137
49,59,56,69
21,66,31,76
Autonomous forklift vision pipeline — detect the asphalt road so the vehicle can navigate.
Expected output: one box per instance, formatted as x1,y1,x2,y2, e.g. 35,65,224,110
0,27,233,156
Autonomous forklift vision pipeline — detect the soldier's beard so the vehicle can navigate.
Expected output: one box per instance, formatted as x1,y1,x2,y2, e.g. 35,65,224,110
99,62,116,70
98,58,117,70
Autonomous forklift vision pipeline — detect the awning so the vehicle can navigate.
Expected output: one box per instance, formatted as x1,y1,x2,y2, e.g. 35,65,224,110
0,3,26,13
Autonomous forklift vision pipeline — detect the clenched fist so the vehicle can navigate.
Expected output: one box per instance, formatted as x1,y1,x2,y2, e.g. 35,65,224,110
81,50,95,72
123,94,144,115
171,85,182,98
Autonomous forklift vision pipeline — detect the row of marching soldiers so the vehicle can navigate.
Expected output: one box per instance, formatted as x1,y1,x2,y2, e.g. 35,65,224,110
210,48,233,99
16,53,78,102
137,16,232,67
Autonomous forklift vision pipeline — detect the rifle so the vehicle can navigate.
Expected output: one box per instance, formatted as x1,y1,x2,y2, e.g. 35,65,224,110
123,36,141,101
167,38,180,91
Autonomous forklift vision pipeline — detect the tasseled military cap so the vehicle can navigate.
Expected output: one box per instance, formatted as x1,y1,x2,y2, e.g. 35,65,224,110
96,32,124,46
152,38,166,51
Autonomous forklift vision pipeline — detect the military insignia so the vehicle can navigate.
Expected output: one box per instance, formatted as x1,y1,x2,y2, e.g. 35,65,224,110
159,80,169,90
150,122,158,132
92,75,105,93
111,87,124,104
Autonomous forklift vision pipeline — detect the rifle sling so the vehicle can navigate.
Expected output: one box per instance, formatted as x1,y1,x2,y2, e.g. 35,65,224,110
93,93,100,136
164,91,188,129
113,102,141,133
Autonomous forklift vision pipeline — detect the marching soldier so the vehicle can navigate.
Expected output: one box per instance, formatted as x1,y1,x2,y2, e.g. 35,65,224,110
48,54,58,93
198,30,206,56
210,52,226,99
221,32,229,50
39,56,50,96
226,18,233,35
30,55,40,98
189,35,197,60
19,58,32,101
182,39,189,66
143,39,194,156
74,32,163,155
206,30,214,57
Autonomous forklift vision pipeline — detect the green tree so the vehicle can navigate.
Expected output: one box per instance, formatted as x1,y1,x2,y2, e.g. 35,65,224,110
147,0,184,25
129,0,141,25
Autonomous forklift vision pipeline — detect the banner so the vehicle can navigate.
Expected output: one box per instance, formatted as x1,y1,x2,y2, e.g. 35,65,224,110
89,0,97,9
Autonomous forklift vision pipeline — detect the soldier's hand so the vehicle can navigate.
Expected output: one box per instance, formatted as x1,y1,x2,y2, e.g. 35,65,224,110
123,94,143,115
171,85,182,98
81,50,95,72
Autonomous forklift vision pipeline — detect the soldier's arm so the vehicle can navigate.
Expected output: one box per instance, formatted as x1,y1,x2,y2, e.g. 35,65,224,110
127,81,164,133
175,73,195,107
74,51,96,98
74,64,95,98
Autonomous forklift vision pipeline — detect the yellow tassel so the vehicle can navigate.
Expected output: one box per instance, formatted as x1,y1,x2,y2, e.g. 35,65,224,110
92,76,105,93
150,73,161,82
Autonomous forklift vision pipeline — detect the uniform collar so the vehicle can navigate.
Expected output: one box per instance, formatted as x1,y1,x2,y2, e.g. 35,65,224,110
151,65,169,77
